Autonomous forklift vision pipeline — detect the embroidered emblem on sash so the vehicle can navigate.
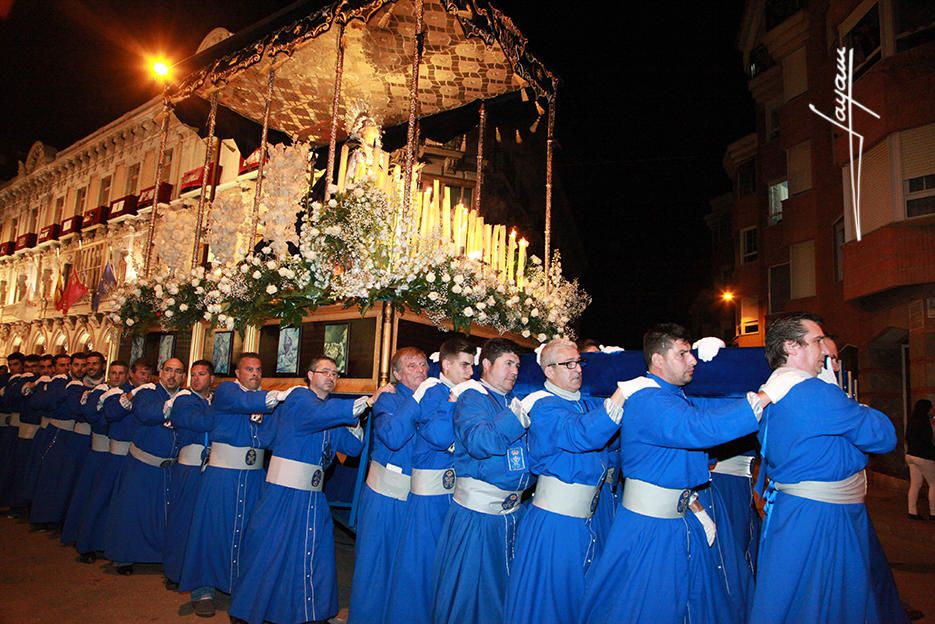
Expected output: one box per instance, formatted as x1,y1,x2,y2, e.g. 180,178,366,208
311,469,323,488
507,446,526,471
442,468,456,490
160,459,173,469
245,448,257,466
590,489,601,513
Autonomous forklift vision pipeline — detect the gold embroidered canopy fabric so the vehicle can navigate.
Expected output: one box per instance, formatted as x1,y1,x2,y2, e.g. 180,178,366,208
169,0,557,143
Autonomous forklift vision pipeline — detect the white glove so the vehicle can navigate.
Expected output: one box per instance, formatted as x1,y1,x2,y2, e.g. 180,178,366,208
599,345,624,353
509,397,530,428
760,368,810,404
451,379,485,399
264,390,282,409
691,502,718,546
534,343,546,365
119,394,133,410
616,377,660,401
692,337,726,362
428,351,440,363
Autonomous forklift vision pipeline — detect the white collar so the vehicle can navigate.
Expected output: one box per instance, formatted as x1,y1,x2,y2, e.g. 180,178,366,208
544,380,581,402
480,379,507,397
235,380,260,393
438,373,456,389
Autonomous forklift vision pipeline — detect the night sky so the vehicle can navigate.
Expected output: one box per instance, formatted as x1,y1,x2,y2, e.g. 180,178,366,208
0,1,754,347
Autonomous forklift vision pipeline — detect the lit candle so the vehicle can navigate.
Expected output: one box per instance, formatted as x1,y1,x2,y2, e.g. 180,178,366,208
507,229,516,283
442,187,452,247
490,225,500,274
337,144,350,192
475,216,485,257
421,188,433,240
484,224,492,265
452,204,462,255
517,238,528,288
466,210,476,254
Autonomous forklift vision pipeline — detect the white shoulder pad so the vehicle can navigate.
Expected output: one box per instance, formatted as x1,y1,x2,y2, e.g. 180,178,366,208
413,377,442,404
93,383,109,392
36,375,53,384
131,382,157,396
520,390,555,414
452,379,486,398
66,380,85,389
100,387,125,402
52,373,69,380
347,424,364,442
163,388,191,415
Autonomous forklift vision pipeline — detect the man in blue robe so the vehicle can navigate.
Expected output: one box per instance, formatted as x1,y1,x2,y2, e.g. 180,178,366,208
30,353,94,526
104,357,185,573
581,323,785,624
230,355,392,624
162,359,215,589
752,314,903,623
6,354,40,516
61,360,128,549
432,338,531,624
75,358,150,562
179,352,290,618
348,347,428,624
385,337,476,624
0,352,26,509
19,354,67,511
505,339,636,624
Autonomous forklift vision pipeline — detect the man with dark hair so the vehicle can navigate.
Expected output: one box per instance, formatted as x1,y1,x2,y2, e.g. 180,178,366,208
0,352,26,508
349,347,425,623
105,357,186,574
75,358,150,561
385,338,476,624
180,352,291,617
752,314,900,623
163,359,215,588
432,337,530,624
230,356,391,624
30,353,93,527
84,351,106,386
61,360,128,551
582,323,788,624
4,354,40,515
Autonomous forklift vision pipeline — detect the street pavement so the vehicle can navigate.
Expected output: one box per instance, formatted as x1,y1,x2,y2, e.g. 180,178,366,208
0,475,933,622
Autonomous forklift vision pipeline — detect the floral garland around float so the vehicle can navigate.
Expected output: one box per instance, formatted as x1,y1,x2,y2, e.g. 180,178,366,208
110,145,589,341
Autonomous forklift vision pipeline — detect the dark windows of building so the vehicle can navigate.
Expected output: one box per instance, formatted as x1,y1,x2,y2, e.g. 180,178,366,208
126,162,141,195
769,263,791,314
98,175,112,207
765,0,806,31
906,173,935,218
842,4,881,78
52,196,64,225
768,180,788,225
737,160,756,197
833,217,846,282
74,187,87,217
895,0,935,53
741,226,758,264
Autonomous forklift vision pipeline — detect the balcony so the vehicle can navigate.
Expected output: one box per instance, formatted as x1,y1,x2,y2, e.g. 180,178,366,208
108,194,139,221
179,163,222,195
82,205,110,230
37,224,60,245
138,183,173,211
59,215,84,239
843,220,935,301
14,232,37,252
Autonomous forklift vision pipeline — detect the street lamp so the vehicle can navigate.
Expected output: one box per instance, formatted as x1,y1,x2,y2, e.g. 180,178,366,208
149,56,171,82
720,290,735,303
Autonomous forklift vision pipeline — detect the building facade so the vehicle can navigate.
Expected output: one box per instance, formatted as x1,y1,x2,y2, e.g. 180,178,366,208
712,0,935,472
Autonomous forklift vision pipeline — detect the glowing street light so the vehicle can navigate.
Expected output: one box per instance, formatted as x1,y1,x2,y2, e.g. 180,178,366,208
721,290,735,303
150,57,171,81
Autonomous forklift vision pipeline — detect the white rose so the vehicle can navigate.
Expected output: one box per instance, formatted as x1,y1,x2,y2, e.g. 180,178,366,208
252,270,262,279
461,286,472,296
126,318,135,326
521,316,529,325
328,199,337,208
195,286,204,295
266,261,277,270
521,329,530,338
537,333,547,342
426,272,436,283
203,312,212,320
262,246,272,254
487,297,496,306
168,286,179,295
463,307,474,317
477,311,488,322
453,274,464,285
428,291,439,301
531,308,540,318
240,264,250,274
179,304,189,312
452,285,462,294
166,298,176,307
165,310,174,318
441,273,451,283
476,302,486,310
266,284,278,295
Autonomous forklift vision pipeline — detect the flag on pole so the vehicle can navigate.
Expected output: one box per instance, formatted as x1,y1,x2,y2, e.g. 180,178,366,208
56,268,88,316
91,262,117,312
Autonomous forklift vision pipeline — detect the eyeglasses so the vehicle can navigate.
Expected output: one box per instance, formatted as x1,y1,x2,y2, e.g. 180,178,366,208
547,359,585,370
311,369,341,379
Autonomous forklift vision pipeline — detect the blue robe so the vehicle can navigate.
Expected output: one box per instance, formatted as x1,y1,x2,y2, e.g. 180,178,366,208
432,381,533,624
179,381,274,594
385,377,456,624
30,379,89,524
591,429,620,547
348,383,416,624
17,374,60,503
162,390,212,583
0,373,30,506
229,389,363,624
581,374,760,624
104,383,175,563
61,384,109,546
75,383,135,554
504,386,619,624
751,377,902,623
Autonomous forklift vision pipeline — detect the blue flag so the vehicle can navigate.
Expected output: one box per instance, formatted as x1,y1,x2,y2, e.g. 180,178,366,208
91,262,117,312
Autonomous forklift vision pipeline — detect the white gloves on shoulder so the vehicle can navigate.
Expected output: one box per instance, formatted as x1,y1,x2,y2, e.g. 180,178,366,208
617,377,660,400
692,337,726,362
760,367,811,404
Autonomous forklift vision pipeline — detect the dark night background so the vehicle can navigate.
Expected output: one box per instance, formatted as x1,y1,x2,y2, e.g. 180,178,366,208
0,1,755,347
